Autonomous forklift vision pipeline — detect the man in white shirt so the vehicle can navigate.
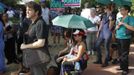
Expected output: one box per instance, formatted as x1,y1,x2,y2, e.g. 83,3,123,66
80,3,91,19
81,6,101,55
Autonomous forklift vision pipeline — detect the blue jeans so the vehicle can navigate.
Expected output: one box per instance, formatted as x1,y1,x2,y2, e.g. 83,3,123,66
95,32,112,64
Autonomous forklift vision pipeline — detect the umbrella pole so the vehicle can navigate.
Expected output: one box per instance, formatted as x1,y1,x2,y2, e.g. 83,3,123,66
71,29,73,39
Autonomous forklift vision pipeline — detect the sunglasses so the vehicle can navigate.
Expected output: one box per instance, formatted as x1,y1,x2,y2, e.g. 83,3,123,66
73,34,78,37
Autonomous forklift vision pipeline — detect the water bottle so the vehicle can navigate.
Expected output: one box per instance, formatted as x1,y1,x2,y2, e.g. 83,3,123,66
75,62,80,71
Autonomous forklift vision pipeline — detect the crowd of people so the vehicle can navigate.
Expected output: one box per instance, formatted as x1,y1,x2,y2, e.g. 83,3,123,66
0,1,134,75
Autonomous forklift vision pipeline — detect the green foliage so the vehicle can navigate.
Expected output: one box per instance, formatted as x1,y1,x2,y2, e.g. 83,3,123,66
0,0,21,7
34,0,40,3
131,0,134,10
81,0,97,8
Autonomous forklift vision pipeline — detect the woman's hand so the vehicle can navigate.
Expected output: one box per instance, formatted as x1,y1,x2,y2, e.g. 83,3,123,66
115,25,120,30
115,22,125,30
62,57,68,64
109,16,113,21
96,31,100,38
20,43,27,50
118,22,125,26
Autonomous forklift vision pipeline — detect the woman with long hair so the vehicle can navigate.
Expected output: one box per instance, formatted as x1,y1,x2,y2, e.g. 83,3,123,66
94,4,116,67
61,29,88,74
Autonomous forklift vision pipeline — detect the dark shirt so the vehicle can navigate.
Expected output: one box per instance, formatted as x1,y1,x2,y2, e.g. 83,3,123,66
25,17,48,48
22,17,50,67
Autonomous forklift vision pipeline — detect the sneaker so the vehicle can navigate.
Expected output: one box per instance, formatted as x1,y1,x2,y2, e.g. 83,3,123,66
93,61,102,64
122,71,129,75
101,63,109,67
112,59,119,64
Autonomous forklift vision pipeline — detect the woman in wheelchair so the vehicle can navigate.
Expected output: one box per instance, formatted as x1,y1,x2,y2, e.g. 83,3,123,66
61,29,88,75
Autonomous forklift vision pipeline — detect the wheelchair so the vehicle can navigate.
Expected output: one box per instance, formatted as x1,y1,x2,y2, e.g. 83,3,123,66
60,59,88,75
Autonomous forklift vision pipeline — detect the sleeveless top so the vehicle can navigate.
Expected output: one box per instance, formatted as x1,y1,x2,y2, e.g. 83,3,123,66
70,43,89,61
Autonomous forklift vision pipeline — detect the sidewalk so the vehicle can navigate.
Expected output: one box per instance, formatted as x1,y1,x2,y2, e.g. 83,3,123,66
5,36,134,75
82,44,134,75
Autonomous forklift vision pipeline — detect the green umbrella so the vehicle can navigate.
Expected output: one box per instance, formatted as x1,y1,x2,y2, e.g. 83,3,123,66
112,0,132,6
96,0,111,5
52,14,94,29
96,0,132,6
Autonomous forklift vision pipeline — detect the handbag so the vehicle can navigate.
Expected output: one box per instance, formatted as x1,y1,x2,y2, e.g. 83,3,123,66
23,47,51,67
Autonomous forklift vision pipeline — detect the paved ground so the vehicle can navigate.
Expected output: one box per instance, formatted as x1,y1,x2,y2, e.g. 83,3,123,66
4,36,134,75
82,44,134,75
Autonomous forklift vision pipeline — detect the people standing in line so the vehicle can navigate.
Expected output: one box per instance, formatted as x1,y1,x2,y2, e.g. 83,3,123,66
16,7,31,74
0,10,6,75
20,1,51,75
17,6,30,56
80,2,91,54
115,5,134,75
2,13,18,65
95,5,103,17
80,2,91,19
85,8,101,55
40,1,50,47
94,4,116,67
40,1,50,26
95,5,105,28
52,11,62,47
63,7,72,15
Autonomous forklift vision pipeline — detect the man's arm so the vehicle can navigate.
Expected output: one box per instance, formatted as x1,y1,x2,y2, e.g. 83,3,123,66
123,23,134,31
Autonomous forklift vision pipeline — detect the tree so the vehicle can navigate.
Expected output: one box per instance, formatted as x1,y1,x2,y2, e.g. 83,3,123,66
0,0,21,7
81,0,97,8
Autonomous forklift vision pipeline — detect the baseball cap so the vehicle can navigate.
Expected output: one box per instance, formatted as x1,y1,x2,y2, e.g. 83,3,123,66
73,30,85,36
